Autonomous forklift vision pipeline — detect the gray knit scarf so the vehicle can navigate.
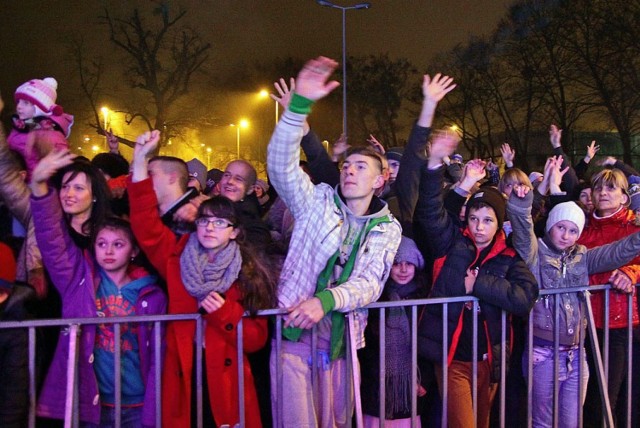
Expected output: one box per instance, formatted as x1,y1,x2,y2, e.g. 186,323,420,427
180,234,242,302
383,280,416,417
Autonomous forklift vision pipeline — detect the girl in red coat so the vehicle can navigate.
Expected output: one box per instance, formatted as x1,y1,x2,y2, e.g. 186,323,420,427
129,167,277,427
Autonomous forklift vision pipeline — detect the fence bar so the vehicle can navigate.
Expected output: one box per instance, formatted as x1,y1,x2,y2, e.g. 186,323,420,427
603,289,609,382
553,295,560,428
499,310,506,428
64,324,80,428
237,318,245,428
526,313,533,428
411,306,418,428
275,315,283,428
28,326,36,428
195,316,203,428
378,308,386,428
441,303,448,428
472,299,478,427
584,291,614,428
626,294,633,428
154,321,162,428
578,303,585,428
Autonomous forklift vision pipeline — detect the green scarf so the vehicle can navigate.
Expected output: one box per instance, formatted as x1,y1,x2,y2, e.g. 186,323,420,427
283,199,390,360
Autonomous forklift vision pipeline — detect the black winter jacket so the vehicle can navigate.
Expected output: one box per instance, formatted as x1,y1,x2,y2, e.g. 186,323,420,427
413,166,538,381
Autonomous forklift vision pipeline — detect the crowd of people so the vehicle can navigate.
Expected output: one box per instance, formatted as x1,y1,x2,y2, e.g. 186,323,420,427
1,55,640,428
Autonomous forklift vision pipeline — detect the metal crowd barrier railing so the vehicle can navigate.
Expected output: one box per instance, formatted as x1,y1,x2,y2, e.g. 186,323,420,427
0,284,635,428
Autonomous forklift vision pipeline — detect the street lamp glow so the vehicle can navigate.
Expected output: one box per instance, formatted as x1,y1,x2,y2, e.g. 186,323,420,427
316,0,371,137
231,120,249,159
92,145,100,152
258,89,269,99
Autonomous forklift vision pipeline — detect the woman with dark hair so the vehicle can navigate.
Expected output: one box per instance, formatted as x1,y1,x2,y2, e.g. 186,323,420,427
51,157,112,248
129,139,278,428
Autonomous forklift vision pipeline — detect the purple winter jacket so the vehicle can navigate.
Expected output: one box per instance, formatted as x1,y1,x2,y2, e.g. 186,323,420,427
31,189,167,426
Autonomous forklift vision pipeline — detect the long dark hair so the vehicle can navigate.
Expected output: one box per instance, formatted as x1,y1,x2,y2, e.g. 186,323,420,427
53,158,112,236
197,196,277,313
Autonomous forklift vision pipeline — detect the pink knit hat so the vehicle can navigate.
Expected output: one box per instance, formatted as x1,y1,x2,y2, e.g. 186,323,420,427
14,77,59,114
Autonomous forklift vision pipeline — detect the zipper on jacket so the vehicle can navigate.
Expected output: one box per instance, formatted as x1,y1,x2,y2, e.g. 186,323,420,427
320,221,343,244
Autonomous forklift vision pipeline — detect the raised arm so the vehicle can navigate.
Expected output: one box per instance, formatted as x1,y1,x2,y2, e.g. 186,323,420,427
29,151,86,294
127,131,182,278
506,185,539,269
395,73,456,229
413,132,461,258
548,124,579,196
267,57,340,219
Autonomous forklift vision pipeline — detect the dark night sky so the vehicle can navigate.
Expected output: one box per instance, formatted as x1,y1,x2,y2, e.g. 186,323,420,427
0,0,510,102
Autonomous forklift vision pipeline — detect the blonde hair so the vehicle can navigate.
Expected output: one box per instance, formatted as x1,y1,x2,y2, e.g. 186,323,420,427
498,168,532,194
591,168,628,192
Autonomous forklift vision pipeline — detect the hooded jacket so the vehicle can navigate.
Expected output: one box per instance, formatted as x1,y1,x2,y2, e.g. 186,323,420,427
508,191,640,345
414,166,538,381
31,189,166,426
267,109,402,349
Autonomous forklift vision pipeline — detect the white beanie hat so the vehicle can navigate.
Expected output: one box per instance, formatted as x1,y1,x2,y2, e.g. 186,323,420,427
546,201,586,237
14,77,59,114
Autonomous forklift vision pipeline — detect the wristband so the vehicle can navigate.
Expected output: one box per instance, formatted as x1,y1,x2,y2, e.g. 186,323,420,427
289,93,315,115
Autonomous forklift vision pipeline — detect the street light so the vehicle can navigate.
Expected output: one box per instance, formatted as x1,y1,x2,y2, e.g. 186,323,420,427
100,106,109,150
206,147,212,169
259,89,279,125
316,0,371,137
230,120,249,159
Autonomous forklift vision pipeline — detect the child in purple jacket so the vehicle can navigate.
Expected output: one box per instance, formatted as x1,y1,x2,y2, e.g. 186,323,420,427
30,149,166,427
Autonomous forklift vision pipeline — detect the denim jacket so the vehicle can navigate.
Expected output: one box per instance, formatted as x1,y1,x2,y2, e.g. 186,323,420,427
507,192,640,346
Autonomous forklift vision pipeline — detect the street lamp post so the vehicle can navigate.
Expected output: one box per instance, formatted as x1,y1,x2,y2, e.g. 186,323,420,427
231,120,249,159
259,89,279,125
316,0,370,138
100,106,109,151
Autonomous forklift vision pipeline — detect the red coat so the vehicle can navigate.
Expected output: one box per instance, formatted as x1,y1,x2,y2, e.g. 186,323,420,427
577,207,640,329
128,178,265,428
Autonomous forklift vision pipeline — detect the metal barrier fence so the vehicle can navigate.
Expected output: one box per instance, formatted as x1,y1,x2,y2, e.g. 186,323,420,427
0,284,635,428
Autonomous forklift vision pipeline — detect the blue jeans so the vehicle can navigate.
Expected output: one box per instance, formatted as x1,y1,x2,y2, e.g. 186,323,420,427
80,405,143,428
524,345,589,428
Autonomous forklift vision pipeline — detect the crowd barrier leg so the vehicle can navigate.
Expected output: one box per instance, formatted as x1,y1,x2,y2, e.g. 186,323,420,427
583,291,614,427
28,327,36,428
64,324,80,428
348,312,363,428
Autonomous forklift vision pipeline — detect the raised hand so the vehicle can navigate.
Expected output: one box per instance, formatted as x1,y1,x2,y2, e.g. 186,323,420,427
423,73,456,104
500,143,515,167
106,129,119,154
271,77,295,110
548,155,569,194
427,132,460,169
295,56,340,101
512,183,531,199
549,124,562,148
366,134,385,155
332,133,350,161
134,130,161,161
597,156,616,167
585,140,600,163
30,149,77,197
458,159,487,192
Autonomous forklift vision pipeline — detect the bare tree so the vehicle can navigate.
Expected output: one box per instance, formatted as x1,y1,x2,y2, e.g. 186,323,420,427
102,2,210,145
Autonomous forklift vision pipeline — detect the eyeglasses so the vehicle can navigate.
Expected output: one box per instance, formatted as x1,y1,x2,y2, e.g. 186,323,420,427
195,217,235,229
